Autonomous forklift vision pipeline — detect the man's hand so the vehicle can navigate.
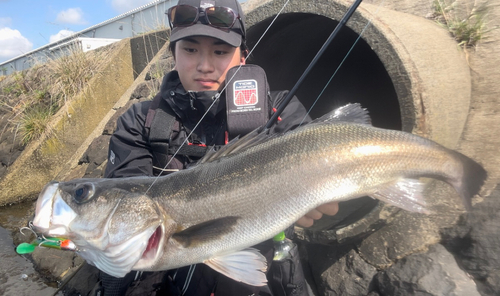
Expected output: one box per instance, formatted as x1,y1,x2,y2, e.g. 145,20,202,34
296,202,339,228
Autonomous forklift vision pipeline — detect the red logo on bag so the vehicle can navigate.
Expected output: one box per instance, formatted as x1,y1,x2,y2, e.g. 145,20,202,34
233,80,258,106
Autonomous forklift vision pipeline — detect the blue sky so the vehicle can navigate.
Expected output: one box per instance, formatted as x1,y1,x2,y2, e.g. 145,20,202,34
0,0,170,63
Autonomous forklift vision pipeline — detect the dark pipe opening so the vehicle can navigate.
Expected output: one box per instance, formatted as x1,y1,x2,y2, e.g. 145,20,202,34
247,13,402,232
247,13,401,130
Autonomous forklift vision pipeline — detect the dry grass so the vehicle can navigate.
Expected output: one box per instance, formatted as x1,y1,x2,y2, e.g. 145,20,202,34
430,0,497,50
47,45,105,103
0,21,166,147
0,43,112,145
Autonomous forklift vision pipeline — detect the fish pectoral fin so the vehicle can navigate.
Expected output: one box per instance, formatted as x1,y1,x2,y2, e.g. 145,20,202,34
204,248,268,287
371,179,432,214
172,216,240,248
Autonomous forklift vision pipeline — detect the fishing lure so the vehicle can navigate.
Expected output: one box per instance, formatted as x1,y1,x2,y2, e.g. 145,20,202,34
16,221,76,254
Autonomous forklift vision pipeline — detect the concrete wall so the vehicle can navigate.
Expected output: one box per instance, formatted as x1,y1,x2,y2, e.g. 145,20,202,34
130,30,169,79
0,41,137,206
244,0,471,149
0,29,174,206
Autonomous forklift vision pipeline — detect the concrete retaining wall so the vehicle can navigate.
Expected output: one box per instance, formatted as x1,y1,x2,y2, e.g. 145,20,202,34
0,39,134,206
244,0,471,148
0,30,175,206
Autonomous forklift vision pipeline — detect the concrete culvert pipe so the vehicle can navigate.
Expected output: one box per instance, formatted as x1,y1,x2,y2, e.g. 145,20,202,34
244,0,471,243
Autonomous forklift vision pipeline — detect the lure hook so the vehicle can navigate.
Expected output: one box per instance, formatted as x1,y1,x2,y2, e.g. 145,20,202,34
20,221,41,239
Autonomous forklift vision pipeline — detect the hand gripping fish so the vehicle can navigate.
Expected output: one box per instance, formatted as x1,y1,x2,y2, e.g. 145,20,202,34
32,104,487,286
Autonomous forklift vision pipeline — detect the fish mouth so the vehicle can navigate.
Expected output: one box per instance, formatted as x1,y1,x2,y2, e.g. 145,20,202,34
143,226,162,259
134,225,164,270
33,181,77,237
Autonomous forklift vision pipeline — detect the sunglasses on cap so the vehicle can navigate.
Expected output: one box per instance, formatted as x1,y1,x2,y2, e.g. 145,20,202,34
167,5,242,32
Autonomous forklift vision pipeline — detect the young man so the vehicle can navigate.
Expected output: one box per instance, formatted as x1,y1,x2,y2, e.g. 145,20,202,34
102,0,338,294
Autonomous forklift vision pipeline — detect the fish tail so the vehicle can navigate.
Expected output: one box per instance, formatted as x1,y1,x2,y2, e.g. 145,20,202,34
451,151,487,211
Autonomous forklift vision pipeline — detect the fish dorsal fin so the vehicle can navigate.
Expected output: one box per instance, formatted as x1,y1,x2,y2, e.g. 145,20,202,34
311,103,372,125
198,128,277,164
370,178,431,214
198,103,369,165
204,248,268,286
172,216,240,248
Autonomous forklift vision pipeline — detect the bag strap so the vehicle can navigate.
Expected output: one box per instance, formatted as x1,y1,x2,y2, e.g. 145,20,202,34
145,92,163,129
145,92,208,169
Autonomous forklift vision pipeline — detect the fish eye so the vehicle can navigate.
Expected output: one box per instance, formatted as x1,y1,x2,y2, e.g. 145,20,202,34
73,183,94,204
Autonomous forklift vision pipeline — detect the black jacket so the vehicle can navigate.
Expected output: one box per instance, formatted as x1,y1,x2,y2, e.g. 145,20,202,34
103,71,311,296
105,71,311,178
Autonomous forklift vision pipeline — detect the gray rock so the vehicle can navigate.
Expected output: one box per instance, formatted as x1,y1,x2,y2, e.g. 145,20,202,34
0,133,23,168
145,57,174,81
441,185,500,296
129,80,148,99
79,135,111,178
358,208,441,268
306,244,377,296
30,247,99,296
61,263,100,296
103,97,148,135
30,247,79,282
130,80,160,100
78,135,110,177
375,244,480,296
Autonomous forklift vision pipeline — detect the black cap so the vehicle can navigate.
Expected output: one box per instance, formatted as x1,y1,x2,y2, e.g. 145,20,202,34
169,0,246,47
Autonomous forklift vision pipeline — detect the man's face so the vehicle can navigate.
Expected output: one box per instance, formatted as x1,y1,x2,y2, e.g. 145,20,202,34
174,36,245,92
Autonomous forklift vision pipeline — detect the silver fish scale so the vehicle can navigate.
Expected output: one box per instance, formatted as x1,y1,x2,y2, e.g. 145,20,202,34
147,122,460,270
33,104,486,281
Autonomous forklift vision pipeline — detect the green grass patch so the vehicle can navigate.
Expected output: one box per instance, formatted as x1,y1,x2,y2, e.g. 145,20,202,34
17,104,57,145
430,0,497,49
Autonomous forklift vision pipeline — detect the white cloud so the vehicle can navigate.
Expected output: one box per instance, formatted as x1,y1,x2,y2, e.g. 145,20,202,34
111,0,156,14
0,27,33,61
0,17,12,28
56,8,87,25
49,29,75,43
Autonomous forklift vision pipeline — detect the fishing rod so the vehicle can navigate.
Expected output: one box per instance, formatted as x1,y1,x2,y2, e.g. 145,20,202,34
149,0,366,191
265,0,364,129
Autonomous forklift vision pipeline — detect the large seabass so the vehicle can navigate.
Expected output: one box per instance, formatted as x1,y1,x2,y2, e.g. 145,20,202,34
32,104,487,286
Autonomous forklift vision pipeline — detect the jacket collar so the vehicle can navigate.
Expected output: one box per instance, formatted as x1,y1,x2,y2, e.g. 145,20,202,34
159,71,226,123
